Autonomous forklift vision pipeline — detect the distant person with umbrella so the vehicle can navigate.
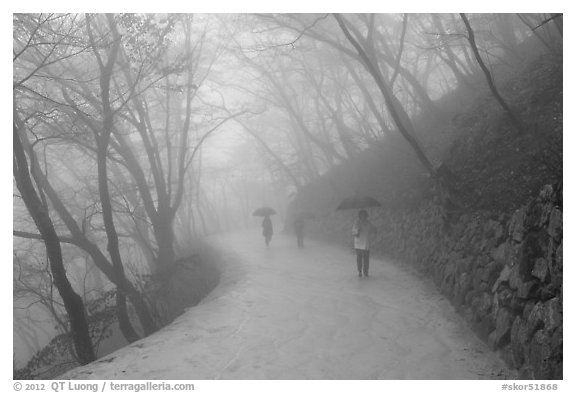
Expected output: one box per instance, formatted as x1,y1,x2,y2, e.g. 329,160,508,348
253,207,276,247
352,210,377,277
337,196,380,278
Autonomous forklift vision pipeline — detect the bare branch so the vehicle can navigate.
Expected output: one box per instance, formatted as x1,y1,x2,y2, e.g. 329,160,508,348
13,230,78,246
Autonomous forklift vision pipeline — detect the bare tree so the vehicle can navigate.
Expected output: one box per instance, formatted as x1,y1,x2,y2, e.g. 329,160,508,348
14,119,96,365
83,14,145,341
13,12,98,365
333,15,437,177
459,13,524,134
105,15,239,271
14,13,159,341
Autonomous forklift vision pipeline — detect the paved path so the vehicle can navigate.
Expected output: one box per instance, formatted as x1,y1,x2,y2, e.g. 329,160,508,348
63,231,515,380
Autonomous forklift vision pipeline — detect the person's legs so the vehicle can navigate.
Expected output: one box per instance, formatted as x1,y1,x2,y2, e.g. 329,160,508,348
296,232,303,247
356,249,362,276
362,250,370,277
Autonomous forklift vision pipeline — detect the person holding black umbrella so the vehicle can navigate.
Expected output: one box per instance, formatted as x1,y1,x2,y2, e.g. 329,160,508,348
352,209,377,277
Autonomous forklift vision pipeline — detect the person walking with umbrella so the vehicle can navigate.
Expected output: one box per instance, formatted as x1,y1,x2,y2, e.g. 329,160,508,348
352,209,377,277
253,207,276,247
336,195,381,278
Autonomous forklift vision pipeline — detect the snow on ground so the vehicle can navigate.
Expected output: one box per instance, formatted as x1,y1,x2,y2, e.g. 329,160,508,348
61,230,515,380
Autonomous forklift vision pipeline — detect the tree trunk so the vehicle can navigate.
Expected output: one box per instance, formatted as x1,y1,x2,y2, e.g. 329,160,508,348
460,13,524,134
154,208,176,268
20,128,152,342
13,124,96,365
20,142,158,338
356,18,443,119
334,14,462,210
96,139,145,338
115,291,139,343
87,13,158,337
429,14,476,91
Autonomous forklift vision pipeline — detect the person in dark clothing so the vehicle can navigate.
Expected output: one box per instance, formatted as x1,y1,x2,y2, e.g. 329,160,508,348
262,215,273,246
352,210,376,277
293,216,305,248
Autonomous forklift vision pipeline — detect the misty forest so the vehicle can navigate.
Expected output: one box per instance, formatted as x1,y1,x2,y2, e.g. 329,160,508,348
13,13,562,380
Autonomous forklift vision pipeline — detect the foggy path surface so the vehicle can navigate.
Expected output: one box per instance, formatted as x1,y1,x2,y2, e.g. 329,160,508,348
63,231,514,380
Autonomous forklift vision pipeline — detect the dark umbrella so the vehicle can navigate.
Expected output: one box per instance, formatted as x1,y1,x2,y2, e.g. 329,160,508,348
253,207,277,216
336,196,381,211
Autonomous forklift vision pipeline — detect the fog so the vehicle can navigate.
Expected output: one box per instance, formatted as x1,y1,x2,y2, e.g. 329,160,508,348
12,13,562,378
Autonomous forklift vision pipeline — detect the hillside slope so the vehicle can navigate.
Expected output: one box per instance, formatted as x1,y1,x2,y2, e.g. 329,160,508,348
446,55,562,212
292,54,562,218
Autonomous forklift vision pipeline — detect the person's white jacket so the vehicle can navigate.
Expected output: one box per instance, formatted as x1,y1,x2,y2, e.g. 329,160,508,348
352,219,376,250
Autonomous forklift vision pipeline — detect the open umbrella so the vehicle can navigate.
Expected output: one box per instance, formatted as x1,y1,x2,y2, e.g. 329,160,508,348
336,196,381,211
252,207,277,216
